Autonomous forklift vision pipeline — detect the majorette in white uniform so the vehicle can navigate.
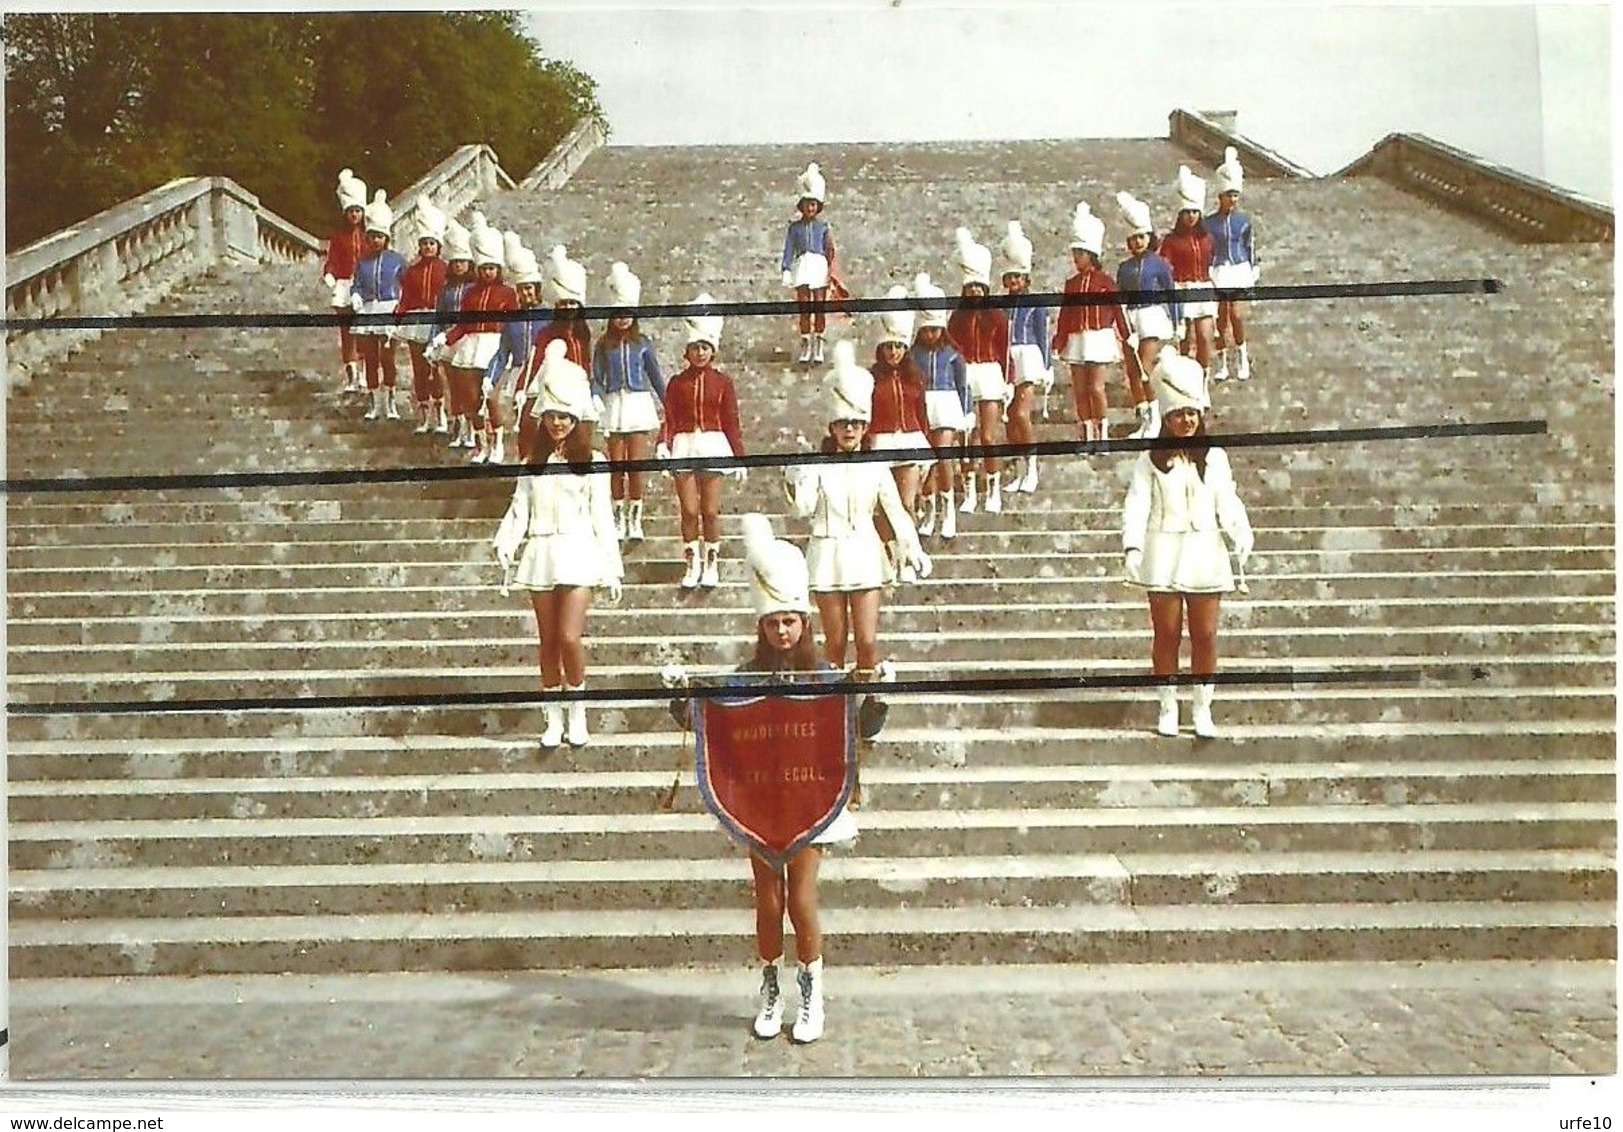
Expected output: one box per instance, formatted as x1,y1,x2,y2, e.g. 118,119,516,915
1173,164,1218,325
786,342,931,592
599,262,663,435
739,513,857,848
867,285,932,471
448,216,507,372
1115,191,1176,343
953,227,1005,405
1121,353,1253,594
493,340,624,593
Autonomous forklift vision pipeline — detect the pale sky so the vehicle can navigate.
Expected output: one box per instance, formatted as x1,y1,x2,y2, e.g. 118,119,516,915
522,0,1612,203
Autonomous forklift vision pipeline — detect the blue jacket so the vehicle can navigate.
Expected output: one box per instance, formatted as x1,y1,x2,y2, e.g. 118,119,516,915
781,217,833,271
592,335,667,400
485,310,553,388
432,279,474,339
909,342,971,418
352,248,407,303
1007,302,1051,369
1117,253,1181,325
1205,209,1254,266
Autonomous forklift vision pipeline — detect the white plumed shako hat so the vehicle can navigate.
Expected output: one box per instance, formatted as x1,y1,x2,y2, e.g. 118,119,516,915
1069,202,1105,256
442,216,472,262
1176,164,1207,213
1152,351,1210,416
534,339,597,421
336,168,366,211
796,162,827,205
999,221,1034,277
684,293,724,348
546,244,587,304
878,284,915,346
472,226,505,268
1214,146,1245,195
824,339,874,423
509,243,542,287
362,189,392,235
955,226,992,287
1116,191,1154,238
742,513,812,618
607,261,641,310
413,196,447,246
502,231,525,274
913,272,949,330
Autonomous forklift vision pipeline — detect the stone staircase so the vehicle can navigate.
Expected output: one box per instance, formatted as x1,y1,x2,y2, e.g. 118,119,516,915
5,138,1615,977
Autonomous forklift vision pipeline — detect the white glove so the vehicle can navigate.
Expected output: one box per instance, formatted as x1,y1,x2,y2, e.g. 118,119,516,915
603,580,623,605
1249,262,1261,286
1232,532,1254,566
655,441,673,479
782,270,794,287
350,292,365,313
907,548,933,579
660,663,689,689
513,387,528,416
729,465,748,484
428,332,448,356
874,660,898,684
322,272,336,290
1040,366,1056,393
481,376,495,399
497,547,515,572
1125,548,1144,581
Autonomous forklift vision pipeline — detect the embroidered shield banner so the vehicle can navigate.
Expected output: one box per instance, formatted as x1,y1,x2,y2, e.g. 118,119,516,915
694,692,856,868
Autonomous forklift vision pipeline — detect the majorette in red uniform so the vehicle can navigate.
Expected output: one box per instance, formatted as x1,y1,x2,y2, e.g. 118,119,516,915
321,167,368,393
1051,201,1133,443
394,196,449,434
428,218,518,451
865,284,931,569
945,227,1010,516
658,295,746,591
517,245,591,464
1159,165,1218,377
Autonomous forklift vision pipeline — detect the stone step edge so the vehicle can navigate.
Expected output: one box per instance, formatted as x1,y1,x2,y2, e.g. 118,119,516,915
9,758,1613,799
9,849,1615,896
10,801,1615,841
8,900,1614,947
6,719,1613,755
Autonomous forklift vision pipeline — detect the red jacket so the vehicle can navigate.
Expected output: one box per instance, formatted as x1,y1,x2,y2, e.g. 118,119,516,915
947,307,1010,372
521,321,592,392
869,361,929,435
1051,269,1130,344
444,280,519,345
1160,229,1214,284
660,366,745,456
397,256,448,313
322,225,367,281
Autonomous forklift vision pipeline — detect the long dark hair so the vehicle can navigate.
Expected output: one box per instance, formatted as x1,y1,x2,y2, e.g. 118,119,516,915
599,318,644,346
872,350,925,389
751,613,820,673
527,417,596,469
1169,212,1210,238
1149,413,1210,477
550,312,592,362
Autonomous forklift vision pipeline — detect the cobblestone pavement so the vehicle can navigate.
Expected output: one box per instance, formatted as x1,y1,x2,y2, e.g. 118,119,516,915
5,961,1613,1080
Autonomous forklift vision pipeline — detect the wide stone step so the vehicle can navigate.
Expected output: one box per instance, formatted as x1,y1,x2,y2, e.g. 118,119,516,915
8,801,1615,871
9,850,1613,922
8,722,1612,775
7,625,1610,673
10,757,1610,823
7,900,1613,977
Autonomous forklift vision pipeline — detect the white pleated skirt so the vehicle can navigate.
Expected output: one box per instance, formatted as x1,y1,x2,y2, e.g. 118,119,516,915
511,531,611,590
1061,328,1122,366
1126,528,1236,594
806,531,888,592
449,331,502,371
669,429,736,474
1124,305,1175,342
352,297,397,337
1008,343,1051,385
966,361,1006,403
1210,262,1256,290
790,252,831,289
1176,280,1218,322
602,389,661,435
870,430,933,470
924,390,971,432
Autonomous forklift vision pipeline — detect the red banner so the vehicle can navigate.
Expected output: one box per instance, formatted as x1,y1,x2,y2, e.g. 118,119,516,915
695,692,856,867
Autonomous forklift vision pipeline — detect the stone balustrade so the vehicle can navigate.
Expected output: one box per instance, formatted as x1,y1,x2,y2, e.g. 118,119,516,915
1336,132,1614,243
385,145,517,248
518,117,609,192
4,176,322,383
1168,108,1316,179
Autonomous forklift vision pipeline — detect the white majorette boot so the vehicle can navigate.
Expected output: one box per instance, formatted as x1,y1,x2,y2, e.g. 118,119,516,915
1004,458,1026,495
469,428,487,464
811,334,825,364
1018,455,1039,494
343,361,362,393
564,683,589,747
699,542,721,589
798,334,814,364
489,427,506,464
434,402,450,434
680,541,703,589
792,957,825,1044
1236,343,1251,381
613,501,627,541
1157,685,1180,737
539,687,565,749
753,959,785,1039
1094,418,1109,445
985,472,1003,514
363,388,383,421
447,416,464,448
384,386,401,419
918,493,937,537
627,499,646,542
1130,402,1151,440
1212,348,1231,383
413,402,431,434
940,492,957,540
960,474,977,514
1191,684,1218,739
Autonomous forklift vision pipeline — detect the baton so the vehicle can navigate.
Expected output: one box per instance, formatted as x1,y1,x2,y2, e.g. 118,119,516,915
1234,555,1250,595
499,559,513,598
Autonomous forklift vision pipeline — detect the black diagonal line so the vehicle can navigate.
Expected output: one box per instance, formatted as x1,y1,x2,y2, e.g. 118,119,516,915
1,278,1504,334
4,665,1497,717
0,419,1548,496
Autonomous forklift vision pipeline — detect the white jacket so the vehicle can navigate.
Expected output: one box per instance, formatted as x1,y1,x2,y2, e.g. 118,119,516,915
493,454,623,582
787,460,924,559
1121,447,1252,553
